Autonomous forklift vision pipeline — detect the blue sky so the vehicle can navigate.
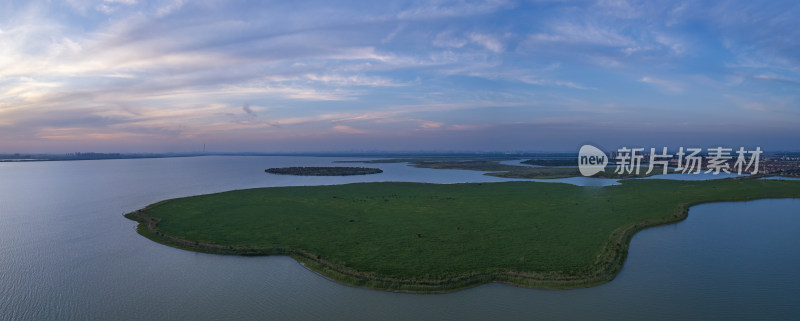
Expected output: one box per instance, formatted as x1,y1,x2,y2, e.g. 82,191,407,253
1,0,798,153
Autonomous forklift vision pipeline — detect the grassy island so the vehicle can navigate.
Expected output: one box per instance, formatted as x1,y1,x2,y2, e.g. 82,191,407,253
265,166,382,176
125,178,800,292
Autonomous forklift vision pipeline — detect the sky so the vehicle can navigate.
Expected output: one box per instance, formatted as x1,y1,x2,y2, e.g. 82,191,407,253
1,0,799,153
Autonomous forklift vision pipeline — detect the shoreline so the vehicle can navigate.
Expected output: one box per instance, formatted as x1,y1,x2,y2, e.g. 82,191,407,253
124,180,800,293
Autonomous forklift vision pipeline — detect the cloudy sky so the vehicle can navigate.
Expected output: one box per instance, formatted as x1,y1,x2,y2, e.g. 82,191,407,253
1,0,798,153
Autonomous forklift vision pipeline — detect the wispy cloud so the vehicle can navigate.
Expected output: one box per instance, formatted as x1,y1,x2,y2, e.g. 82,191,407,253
639,76,684,93
467,32,506,53
449,124,487,131
528,22,635,47
396,0,513,20
752,74,800,86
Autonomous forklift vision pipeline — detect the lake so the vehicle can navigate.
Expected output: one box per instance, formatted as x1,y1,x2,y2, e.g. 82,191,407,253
0,156,797,320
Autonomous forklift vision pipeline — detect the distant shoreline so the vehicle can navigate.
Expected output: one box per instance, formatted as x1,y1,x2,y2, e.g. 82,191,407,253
0,152,577,163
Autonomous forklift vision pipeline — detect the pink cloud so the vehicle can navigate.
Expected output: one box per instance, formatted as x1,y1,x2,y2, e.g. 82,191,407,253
332,125,368,134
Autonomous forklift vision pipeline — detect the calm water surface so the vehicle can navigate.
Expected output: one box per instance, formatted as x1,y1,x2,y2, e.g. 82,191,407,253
0,156,797,320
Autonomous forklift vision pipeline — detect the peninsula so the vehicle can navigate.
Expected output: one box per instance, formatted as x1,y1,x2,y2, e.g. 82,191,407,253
125,178,800,292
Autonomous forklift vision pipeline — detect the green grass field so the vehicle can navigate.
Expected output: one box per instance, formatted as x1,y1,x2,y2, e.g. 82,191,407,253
126,178,800,292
